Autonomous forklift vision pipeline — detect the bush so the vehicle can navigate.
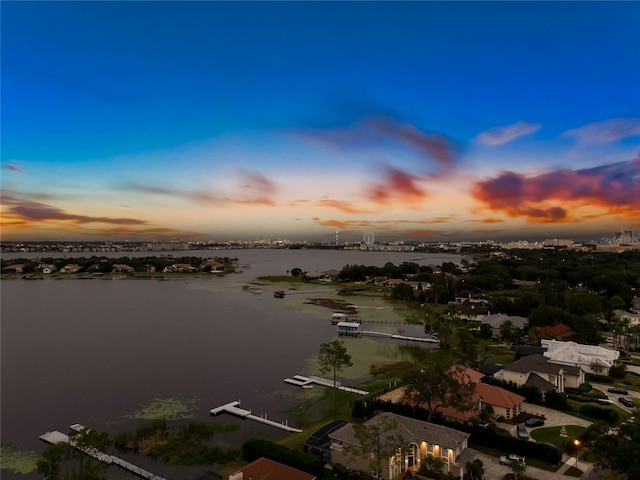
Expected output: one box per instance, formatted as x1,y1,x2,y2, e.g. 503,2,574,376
578,405,620,424
332,463,360,480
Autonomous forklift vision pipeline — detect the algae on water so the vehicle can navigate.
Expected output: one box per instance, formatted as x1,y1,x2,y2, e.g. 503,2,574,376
126,396,199,420
0,447,40,474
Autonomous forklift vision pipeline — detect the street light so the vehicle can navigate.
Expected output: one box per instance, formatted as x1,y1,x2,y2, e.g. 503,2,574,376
574,439,581,468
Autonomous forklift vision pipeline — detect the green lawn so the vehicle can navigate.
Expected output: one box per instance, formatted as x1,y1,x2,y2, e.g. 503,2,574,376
530,425,586,450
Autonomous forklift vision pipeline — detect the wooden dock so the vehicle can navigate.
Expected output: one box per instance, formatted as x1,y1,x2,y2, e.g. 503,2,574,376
358,330,440,343
210,400,302,432
284,375,369,395
40,425,165,480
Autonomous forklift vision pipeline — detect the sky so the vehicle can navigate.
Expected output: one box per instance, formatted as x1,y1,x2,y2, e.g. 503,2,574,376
2,1,640,244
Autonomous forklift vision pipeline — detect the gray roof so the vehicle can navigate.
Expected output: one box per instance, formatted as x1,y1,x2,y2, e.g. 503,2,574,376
504,353,581,377
481,313,528,330
328,412,469,451
525,372,556,392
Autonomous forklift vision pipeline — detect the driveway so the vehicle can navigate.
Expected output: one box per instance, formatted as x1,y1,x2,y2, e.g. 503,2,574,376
471,450,593,480
520,403,593,429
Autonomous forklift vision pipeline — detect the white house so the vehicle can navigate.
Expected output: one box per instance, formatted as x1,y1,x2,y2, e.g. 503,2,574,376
542,339,620,375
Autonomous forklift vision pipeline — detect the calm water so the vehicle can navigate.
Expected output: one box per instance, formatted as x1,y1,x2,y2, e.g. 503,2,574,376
1,249,461,478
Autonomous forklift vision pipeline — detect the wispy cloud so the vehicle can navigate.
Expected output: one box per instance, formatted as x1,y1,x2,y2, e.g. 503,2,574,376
125,170,278,206
3,162,24,173
472,158,640,222
562,118,640,144
238,171,277,195
316,198,371,214
1,194,149,225
475,121,541,146
291,114,458,173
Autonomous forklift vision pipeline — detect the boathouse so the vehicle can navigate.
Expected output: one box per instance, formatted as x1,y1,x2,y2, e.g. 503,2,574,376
337,321,360,337
331,312,348,324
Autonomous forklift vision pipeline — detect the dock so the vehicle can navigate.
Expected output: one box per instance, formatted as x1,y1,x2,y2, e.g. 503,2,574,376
358,330,440,343
210,400,302,433
40,425,166,480
284,375,369,395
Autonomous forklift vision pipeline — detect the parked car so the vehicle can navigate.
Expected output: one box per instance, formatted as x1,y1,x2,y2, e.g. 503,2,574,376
619,397,635,408
525,417,545,427
608,387,629,395
500,454,526,466
516,423,529,439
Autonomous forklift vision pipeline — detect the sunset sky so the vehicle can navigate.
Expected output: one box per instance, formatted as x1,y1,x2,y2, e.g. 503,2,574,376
2,1,639,243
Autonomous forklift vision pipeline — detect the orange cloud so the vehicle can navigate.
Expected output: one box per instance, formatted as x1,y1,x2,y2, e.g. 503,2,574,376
225,197,276,206
471,158,640,223
316,198,371,214
368,168,427,205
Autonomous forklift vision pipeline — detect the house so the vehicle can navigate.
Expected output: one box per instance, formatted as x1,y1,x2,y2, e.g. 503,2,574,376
474,383,525,421
480,313,528,339
542,339,620,375
632,296,640,314
199,257,225,273
502,353,584,392
2,264,25,273
112,264,135,274
328,412,470,480
536,323,575,341
226,457,316,480
60,263,82,273
38,263,57,274
163,263,199,273
613,309,640,327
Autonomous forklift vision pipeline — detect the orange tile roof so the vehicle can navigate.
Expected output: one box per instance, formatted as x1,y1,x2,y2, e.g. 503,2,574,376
231,457,316,480
447,365,485,384
474,383,525,409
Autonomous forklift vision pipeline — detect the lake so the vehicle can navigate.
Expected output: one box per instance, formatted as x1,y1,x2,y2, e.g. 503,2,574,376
0,249,461,479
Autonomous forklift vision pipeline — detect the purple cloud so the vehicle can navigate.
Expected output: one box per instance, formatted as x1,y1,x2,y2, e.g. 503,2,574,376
563,118,640,144
475,121,541,146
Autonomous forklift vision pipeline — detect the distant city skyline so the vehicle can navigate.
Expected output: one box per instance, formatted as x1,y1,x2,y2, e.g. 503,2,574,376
2,2,639,243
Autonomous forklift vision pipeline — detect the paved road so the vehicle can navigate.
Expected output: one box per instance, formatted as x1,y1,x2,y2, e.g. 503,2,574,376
591,383,639,412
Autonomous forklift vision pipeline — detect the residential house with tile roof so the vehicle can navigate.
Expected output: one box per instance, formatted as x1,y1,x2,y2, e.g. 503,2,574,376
480,313,528,339
226,457,316,480
536,323,575,341
328,412,470,480
502,353,584,392
542,339,620,375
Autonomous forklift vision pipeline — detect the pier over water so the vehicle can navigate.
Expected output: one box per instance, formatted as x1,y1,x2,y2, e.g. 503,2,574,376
40,425,166,480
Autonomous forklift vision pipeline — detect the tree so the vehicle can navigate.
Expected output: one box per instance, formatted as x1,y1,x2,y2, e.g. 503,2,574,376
38,427,111,480
68,427,111,479
345,414,406,479
432,314,453,348
318,340,353,420
403,360,475,422
456,328,479,367
463,459,484,480
37,442,67,480
508,459,526,480
499,320,519,344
